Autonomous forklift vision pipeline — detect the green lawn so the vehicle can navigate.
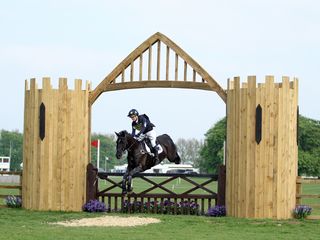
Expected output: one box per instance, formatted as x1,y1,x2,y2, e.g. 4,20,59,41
1,179,320,240
0,208,320,240
300,183,320,215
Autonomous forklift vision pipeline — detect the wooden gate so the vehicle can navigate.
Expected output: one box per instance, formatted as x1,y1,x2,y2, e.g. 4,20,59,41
87,163,226,215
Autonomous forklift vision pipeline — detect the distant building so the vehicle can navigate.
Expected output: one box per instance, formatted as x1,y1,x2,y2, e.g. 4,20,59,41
111,163,199,174
144,163,199,174
0,156,10,172
111,164,128,173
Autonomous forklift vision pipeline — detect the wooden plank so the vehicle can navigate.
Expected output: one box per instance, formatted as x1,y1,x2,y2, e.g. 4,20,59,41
247,76,256,218
193,69,196,82
157,41,160,80
234,77,240,217
272,82,280,218
166,46,169,80
98,81,213,92
65,82,72,211
139,55,143,81
282,76,290,218
240,82,247,217
298,179,320,184
148,44,152,80
0,185,22,189
38,78,49,210
74,80,82,211
30,78,40,210
130,61,134,82
57,78,68,210
226,78,233,216
175,53,178,80
255,84,263,218
121,71,125,82
265,76,274,218
44,78,53,210
276,78,284,218
22,80,29,208
184,61,187,81
288,78,298,217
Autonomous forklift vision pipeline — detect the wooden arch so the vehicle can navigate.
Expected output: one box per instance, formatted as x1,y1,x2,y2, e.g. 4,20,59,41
89,32,227,105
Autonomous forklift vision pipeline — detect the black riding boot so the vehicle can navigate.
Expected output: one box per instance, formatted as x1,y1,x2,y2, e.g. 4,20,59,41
152,145,159,164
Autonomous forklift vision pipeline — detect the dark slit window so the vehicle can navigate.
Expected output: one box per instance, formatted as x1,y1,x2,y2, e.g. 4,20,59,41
39,103,45,141
255,104,262,144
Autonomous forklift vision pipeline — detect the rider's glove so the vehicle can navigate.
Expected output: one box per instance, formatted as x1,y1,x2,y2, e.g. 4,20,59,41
136,133,145,141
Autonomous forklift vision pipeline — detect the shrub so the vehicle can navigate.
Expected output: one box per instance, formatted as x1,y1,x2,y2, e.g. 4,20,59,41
207,205,226,217
293,205,312,219
82,199,107,212
5,195,22,208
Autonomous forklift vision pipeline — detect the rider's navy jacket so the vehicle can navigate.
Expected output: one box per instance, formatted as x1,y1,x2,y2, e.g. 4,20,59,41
131,114,155,137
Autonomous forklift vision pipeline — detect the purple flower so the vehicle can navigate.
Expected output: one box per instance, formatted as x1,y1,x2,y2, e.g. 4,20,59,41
82,199,107,212
293,205,312,219
207,205,226,217
5,195,22,208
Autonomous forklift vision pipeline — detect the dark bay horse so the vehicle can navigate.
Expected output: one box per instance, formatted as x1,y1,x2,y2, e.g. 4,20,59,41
115,130,181,194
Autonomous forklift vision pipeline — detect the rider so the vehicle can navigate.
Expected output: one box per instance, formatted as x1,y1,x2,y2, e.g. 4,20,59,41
127,109,159,162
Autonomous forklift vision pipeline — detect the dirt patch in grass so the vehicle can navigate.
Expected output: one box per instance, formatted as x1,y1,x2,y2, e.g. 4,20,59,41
51,215,161,227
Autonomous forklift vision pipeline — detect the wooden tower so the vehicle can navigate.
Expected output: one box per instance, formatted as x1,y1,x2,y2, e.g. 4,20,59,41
226,76,298,219
22,78,91,211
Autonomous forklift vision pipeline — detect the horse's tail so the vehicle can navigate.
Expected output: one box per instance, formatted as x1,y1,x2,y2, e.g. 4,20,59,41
159,134,181,164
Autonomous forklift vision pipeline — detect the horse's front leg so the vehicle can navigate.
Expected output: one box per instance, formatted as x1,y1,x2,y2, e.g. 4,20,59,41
127,166,143,193
122,169,130,194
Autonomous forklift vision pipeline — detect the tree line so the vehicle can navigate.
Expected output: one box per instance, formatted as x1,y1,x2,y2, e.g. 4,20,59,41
1,114,319,175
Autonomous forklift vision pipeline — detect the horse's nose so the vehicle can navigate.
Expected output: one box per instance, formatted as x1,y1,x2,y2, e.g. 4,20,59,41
116,152,121,159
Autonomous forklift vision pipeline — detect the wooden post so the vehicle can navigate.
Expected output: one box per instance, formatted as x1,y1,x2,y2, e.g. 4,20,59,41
217,165,226,206
86,163,98,202
296,176,302,205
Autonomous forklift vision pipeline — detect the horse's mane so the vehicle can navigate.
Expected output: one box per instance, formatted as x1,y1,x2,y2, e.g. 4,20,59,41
118,130,129,136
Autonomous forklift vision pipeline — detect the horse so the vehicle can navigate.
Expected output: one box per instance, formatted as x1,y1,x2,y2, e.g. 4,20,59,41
115,130,181,194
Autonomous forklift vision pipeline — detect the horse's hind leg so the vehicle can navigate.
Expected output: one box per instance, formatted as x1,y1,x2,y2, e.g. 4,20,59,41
166,150,181,164
173,153,181,164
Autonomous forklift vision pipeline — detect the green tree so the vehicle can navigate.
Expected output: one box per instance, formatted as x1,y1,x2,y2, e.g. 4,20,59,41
199,115,320,176
199,118,226,173
298,116,320,176
175,138,203,165
0,129,23,171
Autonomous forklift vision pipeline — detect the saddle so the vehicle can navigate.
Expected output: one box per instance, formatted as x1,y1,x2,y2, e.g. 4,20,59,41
140,138,163,156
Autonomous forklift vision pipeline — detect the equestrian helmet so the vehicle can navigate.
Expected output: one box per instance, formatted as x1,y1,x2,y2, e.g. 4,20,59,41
127,109,139,117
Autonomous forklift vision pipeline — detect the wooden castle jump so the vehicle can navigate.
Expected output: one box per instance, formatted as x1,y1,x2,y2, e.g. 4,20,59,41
22,78,91,211
21,33,299,218
226,76,298,219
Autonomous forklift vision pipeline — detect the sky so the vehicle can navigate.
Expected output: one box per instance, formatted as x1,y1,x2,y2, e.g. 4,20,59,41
0,0,319,141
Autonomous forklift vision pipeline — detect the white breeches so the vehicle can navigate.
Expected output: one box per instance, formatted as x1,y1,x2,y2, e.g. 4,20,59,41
145,129,157,147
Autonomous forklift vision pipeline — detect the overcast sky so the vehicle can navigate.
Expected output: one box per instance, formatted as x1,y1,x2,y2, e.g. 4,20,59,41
0,0,319,141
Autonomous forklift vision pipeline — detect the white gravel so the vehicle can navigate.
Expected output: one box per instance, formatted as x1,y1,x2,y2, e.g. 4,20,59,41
52,215,161,227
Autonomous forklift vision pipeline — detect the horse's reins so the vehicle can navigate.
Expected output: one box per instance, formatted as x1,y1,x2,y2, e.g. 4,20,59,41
126,139,146,158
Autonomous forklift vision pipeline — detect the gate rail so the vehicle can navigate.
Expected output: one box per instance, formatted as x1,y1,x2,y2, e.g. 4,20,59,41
86,163,226,215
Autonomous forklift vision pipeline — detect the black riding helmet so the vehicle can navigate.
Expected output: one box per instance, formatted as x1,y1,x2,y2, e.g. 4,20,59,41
127,109,139,117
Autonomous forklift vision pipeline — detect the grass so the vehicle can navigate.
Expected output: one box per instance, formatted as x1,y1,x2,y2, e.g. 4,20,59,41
1,208,320,240
1,179,320,239
300,183,320,215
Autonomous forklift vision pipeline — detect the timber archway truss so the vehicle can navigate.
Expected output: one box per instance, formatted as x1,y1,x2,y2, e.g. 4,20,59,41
89,32,227,105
